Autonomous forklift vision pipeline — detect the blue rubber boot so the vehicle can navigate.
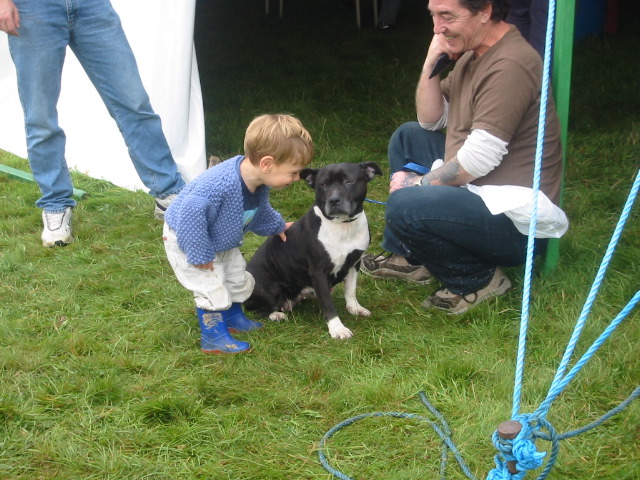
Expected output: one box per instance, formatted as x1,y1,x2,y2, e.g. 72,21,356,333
196,307,251,354
225,303,263,333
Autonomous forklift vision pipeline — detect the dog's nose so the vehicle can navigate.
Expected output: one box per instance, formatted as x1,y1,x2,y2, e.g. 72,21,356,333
328,196,341,206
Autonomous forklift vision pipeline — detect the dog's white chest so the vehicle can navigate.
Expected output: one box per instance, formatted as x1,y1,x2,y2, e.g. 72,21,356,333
314,206,369,273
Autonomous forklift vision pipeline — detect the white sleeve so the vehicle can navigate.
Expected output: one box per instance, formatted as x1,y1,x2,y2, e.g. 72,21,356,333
418,97,449,131
457,129,508,179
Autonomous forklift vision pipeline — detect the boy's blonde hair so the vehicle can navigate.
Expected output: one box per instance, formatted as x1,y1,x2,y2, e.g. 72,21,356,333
244,114,314,166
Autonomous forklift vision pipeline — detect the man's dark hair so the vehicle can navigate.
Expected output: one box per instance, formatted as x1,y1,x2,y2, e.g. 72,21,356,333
459,0,510,21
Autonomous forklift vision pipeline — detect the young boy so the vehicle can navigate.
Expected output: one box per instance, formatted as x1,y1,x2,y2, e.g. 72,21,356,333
163,114,314,354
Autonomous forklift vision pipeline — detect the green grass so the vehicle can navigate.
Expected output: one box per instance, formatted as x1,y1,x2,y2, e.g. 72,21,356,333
1,0,639,478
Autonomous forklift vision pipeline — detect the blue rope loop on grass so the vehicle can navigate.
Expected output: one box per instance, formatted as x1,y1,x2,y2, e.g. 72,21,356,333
317,392,479,480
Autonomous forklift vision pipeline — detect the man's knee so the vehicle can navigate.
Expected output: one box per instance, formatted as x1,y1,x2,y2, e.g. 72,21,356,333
388,123,446,173
389,121,425,150
385,185,464,231
384,187,425,233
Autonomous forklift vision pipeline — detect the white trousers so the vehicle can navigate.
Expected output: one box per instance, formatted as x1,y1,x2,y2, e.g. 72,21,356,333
163,223,255,311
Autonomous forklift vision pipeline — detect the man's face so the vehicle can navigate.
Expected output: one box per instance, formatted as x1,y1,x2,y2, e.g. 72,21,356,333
428,0,490,55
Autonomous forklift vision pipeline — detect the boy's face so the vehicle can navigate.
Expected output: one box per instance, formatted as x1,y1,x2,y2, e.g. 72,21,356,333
263,160,306,190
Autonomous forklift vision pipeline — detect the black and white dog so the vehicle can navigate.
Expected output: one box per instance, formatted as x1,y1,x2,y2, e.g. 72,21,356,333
245,161,382,339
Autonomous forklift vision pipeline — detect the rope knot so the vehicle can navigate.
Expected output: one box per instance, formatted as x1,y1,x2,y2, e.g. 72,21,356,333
488,414,546,479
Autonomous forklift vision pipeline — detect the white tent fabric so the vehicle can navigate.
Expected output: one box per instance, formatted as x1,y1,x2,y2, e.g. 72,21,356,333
0,0,206,192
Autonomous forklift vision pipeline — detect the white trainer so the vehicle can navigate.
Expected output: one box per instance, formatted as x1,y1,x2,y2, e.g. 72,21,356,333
41,207,74,247
154,193,178,220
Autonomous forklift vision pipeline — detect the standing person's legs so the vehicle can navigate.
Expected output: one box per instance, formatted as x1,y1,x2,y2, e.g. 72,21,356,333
529,0,550,58
378,0,401,28
9,0,77,246
506,0,533,42
69,0,184,198
506,0,548,58
8,0,75,213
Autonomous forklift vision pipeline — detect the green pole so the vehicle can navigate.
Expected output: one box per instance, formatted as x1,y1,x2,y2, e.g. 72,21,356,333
543,0,575,274
0,164,87,199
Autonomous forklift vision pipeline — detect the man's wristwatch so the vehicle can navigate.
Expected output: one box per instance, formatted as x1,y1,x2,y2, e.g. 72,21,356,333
413,175,423,186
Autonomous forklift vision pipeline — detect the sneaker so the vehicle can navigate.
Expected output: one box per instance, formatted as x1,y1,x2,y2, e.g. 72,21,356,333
422,267,512,314
41,207,74,247
154,193,178,220
360,252,432,284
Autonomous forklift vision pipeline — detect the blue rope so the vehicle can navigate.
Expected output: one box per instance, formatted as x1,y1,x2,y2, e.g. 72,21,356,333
488,415,555,480
512,0,557,420
535,168,640,417
318,383,639,479
317,392,479,480
538,385,640,442
485,168,639,479
535,291,640,417
487,382,640,480
490,0,640,466
352,139,639,480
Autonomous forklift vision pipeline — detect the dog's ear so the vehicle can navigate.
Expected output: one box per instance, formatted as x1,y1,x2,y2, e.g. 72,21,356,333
360,162,383,181
300,168,318,188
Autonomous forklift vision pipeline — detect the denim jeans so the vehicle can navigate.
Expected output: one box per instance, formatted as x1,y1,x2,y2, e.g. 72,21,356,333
381,122,536,295
8,0,185,212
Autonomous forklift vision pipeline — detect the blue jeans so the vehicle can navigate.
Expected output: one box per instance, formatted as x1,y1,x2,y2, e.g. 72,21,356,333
381,122,537,295
8,0,185,212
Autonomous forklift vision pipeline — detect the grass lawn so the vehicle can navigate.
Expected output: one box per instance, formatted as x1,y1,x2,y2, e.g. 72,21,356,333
1,0,638,478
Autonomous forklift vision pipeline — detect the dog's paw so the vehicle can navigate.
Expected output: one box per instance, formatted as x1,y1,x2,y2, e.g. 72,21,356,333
327,317,353,340
346,301,371,317
269,311,288,322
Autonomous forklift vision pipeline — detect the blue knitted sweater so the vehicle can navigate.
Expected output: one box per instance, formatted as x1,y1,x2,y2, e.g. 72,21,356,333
165,155,285,265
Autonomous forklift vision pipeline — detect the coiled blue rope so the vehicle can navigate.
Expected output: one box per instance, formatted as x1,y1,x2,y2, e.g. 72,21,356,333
317,392,479,480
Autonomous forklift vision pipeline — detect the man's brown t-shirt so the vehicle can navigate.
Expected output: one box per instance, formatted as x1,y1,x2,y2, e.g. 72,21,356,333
441,26,563,205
